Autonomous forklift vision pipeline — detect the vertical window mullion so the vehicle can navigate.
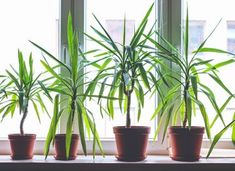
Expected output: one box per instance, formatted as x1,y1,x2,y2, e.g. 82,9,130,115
59,0,85,134
156,0,182,151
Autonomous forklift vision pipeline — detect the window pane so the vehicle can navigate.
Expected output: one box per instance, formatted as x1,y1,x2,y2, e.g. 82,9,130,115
227,21,235,53
86,0,156,138
187,0,235,139
0,0,59,138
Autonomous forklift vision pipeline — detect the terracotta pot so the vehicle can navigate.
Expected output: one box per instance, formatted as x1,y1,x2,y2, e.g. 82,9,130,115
113,126,150,161
54,134,79,160
8,134,36,160
169,126,204,161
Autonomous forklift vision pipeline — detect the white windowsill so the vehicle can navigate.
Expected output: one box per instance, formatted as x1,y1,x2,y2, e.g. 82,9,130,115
0,155,235,171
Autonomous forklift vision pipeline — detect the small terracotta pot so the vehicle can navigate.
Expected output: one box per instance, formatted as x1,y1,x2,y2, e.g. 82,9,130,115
54,134,79,160
8,134,36,160
169,126,204,161
113,126,150,161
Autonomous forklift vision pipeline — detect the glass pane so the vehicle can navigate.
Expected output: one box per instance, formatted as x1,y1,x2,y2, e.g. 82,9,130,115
0,0,59,138
86,0,156,138
186,0,235,139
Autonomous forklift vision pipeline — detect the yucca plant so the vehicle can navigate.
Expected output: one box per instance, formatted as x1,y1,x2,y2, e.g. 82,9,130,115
148,6,235,141
0,50,51,135
84,3,161,128
0,50,51,159
146,7,235,161
31,13,105,159
84,3,166,161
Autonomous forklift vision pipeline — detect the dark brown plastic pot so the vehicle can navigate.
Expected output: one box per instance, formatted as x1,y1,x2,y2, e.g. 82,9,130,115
54,134,79,160
113,126,150,161
169,126,204,161
8,134,36,160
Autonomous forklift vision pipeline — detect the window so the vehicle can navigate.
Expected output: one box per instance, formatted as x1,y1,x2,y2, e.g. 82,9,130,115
227,21,235,53
187,0,235,140
189,21,205,53
0,0,59,138
0,0,234,156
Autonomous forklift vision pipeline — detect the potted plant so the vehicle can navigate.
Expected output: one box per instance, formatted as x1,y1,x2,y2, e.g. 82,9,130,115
84,4,163,161
147,7,235,161
31,13,104,160
0,50,51,160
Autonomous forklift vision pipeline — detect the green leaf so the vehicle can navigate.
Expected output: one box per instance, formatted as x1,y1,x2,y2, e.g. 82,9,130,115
31,99,41,123
118,83,124,112
232,113,235,145
207,119,235,158
36,93,50,118
193,98,211,139
77,101,87,155
41,61,71,89
130,3,154,47
203,59,235,73
92,14,122,58
38,81,52,101
190,76,197,99
191,19,222,60
209,74,235,97
44,94,61,159
98,78,108,103
138,64,151,91
6,70,21,89
186,91,192,128
210,95,232,128
201,89,225,126
65,112,73,159
162,105,174,143
194,47,235,56
30,41,71,73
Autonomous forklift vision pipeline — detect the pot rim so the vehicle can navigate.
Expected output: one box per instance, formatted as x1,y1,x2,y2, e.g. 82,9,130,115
113,126,150,134
8,134,36,137
169,126,204,129
8,134,36,140
169,126,204,134
113,126,150,129
55,134,79,139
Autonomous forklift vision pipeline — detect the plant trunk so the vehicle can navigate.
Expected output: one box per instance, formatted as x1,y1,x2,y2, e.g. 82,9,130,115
20,109,28,135
183,84,189,128
126,92,131,128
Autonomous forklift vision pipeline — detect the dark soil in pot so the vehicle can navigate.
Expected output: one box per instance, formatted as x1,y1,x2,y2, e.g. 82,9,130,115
169,126,204,161
113,126,150,161
54,134,79,160
8,134,36,160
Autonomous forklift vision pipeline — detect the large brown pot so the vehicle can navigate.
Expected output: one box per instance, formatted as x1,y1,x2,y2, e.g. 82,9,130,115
8,134,36,160
169,126,204,161
54,134,79,160
113,126,150,161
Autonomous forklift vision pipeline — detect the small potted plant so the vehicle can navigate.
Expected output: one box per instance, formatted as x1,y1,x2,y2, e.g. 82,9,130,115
0,50,51,160
147,7,235,161
31,13,104,160
84,4,164,161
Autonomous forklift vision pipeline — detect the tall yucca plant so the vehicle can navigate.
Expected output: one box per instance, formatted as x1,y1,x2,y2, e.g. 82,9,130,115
147,7,235,141
31,13,104,159
84,3,164,127
0,50,51,135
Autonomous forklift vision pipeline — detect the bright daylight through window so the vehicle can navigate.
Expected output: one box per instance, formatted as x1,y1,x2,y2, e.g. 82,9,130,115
0,0,59,138
187,0,235,139
0,0,235,157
